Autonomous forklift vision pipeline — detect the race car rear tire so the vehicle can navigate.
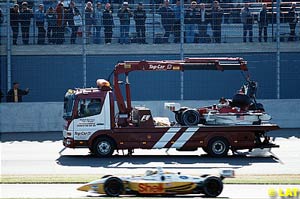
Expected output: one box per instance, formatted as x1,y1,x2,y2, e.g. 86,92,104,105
104,177,124,197
181,109,200,126
93,137,115,157
202,176,223,197
207,137,230,157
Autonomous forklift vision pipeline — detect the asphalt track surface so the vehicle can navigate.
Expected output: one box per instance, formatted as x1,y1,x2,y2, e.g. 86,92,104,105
1,129,300,176
2,184,300,198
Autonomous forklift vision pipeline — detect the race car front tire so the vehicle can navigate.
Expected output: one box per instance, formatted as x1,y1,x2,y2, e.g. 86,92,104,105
202,176,223,197
104,177,124,197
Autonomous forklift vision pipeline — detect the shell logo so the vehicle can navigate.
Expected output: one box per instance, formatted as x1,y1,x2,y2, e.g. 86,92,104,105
138,183,164,194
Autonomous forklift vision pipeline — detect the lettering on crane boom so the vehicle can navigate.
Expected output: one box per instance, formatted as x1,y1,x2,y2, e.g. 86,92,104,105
149,64,173,70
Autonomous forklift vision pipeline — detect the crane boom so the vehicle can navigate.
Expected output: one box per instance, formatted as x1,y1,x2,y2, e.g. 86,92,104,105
113,57,248,127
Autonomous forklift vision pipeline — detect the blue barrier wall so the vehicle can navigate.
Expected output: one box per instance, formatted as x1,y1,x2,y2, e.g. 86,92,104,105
1,52,300,102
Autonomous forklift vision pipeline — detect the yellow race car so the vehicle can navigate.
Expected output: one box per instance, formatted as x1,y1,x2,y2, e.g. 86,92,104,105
77,168,234,197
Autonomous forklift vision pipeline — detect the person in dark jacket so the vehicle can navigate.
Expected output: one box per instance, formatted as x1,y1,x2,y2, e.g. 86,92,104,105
103,3,114,44
184,1,198,43
6,82,29,103
211,0,223,43
173,0,181,43
258,3,268,42
134,2,147,44
0,8,3,45
46,7,57,44
0,89,4,102
66,1,80,44
287,3,299,41
10,4,20,45
35,4,46,44
19,2,33,45
118,2,133,44
157,0,174,43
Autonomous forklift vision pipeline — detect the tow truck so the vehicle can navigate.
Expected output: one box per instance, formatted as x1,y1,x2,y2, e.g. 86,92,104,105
63,57,279,157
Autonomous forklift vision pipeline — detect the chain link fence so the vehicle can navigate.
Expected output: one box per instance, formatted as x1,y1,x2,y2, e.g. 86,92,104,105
0,0,299,45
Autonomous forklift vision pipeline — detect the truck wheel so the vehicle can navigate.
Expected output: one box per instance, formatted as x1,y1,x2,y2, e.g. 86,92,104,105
175,111,183,125
207,137,229,157
202,176,223,197
181,109,200,126
104,177,124,197
93,137,115,157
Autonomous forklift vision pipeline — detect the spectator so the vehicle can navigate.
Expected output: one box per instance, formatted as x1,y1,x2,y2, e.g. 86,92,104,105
0,89,3,102
197,3,210,43
43,0,58,11
94,2,103,44
46,7,57,44
35,4,46,45
287,3,299,41
6,82,29,103
118,2,133,44
0,8,3,45
258,3,268,42
66,1,80,44
85,1,94,44
240,2,253,42
55,2,65,44
157,0,175,43
185,1,198,43
211,0,223,43
103,3,114,44
19,2,33,45
10,4,20,45
134,2,147,44
173,0,181,43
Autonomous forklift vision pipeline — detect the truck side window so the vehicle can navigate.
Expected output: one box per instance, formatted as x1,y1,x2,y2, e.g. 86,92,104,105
77,99,102,118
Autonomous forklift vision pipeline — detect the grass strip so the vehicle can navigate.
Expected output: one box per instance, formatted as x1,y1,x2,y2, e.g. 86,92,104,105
1,174,300,184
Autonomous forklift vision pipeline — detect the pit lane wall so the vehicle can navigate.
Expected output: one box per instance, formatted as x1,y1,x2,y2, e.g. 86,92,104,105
0,99,299,133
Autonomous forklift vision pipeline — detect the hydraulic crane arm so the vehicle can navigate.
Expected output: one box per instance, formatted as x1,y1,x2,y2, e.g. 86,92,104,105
113,57,248,126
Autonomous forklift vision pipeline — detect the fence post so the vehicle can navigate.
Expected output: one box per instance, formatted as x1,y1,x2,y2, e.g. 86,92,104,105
6,0,12,91
276,0,280,99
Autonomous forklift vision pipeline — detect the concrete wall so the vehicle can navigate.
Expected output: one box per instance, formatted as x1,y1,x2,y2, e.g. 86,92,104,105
0,99,299,133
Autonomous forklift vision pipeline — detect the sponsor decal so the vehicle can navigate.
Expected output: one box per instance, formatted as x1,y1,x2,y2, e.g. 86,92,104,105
77,118,96,127
268,187,300,199
75,132,92,137
138,183,164,194
149,64,173,70
179,176,189,180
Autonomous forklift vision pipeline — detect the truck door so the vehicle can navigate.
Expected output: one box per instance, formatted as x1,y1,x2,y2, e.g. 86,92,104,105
72,95,111,141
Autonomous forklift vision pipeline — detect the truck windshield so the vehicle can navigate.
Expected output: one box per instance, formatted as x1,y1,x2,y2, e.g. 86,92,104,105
63,93,74,119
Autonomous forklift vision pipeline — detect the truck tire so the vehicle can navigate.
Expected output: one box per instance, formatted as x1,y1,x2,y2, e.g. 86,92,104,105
104,177,124,197
175,111,183,125
202,176,223,197
93,137,115,157
207,137,229,157
181,109,200,126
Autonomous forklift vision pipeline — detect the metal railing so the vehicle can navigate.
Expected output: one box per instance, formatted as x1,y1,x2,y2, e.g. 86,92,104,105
0,0,299,45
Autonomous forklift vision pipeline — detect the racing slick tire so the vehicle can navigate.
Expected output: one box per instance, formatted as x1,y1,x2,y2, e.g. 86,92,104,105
93,137,115,157
181,109,200,126
104,177,124,197
202,176,223,197
207,137,230,157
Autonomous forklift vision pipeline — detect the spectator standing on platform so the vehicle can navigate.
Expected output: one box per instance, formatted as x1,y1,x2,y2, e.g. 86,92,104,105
258,3,268,42
134,2,147,44
185,1,197,43
35,4,46,44
211,0,223,43
173,0,181,43
197,3,210,43
46,7,57,44
94,2,103,44
10,4,20,45
55,2,65,44
287,3,299,41
103,3,114,44
85,1,94,44
241,2,253,42
6,82,29,103
158,0,175,43
66,1,80,44
0,8,3,45
19,2,33,45
43,0,58,12
118,2,133,44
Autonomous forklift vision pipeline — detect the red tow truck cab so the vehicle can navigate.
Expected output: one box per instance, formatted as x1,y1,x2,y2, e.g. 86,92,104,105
63,58,279,157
